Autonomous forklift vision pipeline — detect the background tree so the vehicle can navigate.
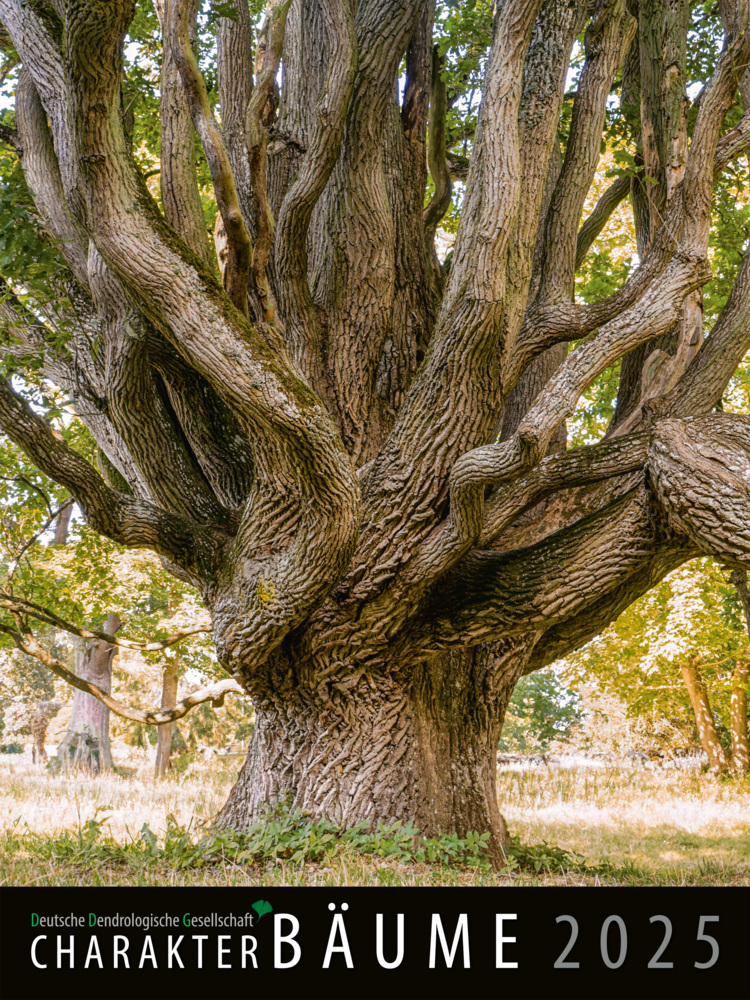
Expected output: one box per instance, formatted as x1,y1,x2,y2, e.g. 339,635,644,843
499,669,582,754
563,558,750,772
0,436,250,771
52,612,121,773
3,0,750,864
47,493,123,775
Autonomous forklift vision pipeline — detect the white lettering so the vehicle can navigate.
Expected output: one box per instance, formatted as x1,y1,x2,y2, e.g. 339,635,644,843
496,914,518,969
323,913,353,969
31,936,46,970
242,936,258,969
375,914,404,969
113,935,130,969
217,935,231,969
193,935,208,969
429,914,470,969
57,935,74,969
139,935,158,969
274,914,301,969
167,935,184,969
84,936,103,970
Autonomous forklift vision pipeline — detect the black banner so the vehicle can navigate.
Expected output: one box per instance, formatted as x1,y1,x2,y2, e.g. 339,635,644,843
1,887,747,1000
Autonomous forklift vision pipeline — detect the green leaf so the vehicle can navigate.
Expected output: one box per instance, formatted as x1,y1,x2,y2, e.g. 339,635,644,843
212,1,238,20
252,899,273,921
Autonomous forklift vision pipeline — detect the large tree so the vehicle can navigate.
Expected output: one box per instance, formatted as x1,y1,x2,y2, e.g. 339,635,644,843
2,0,750,864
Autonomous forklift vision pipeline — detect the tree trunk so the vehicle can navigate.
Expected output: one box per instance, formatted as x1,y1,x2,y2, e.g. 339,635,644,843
55,613,121,775
154,657,179,779
6,0,750,876
216,642,526,867
52,501,73,546
680,657,729,771
730,659,749,775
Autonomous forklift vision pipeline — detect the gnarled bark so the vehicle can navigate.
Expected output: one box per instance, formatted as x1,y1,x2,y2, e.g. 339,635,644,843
217,641,529,861
3,0,750,860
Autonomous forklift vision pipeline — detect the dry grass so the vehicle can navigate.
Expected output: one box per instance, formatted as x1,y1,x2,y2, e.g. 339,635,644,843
497,765,750,875
0,752,235,844
2,752,750,886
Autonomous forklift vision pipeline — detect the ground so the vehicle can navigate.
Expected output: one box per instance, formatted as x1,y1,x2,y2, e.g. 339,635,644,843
2,752,749,887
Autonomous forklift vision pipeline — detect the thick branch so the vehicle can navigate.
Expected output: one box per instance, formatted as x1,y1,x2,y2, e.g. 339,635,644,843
0,379,220,581
42,0,362,678
649,414,750,565
154,0,215,269
423,46,451,240
271,0,357,405
681,7,750,251
499,0,583,415
536,0,636,305
511,12,750,388
714,106,750,174
575,174,631,270
345,0,545,603
217,0,254,220
652,247,750,419
479,431,648,544
147,333,255,509
638,0,689,243
414,486,660,650
525,543,691,670
246,0,293,324
15,68,90,288
167,0,252,313
89,250,230,524
411,250,708,597
0,284,150,495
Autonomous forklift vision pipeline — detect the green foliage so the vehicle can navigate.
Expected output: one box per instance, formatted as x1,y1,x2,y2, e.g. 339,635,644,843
686,3,723,99
19,801,494,871
703,161,750,326
431,0,494,231
189,803,493,868
500,835,622,877
499,668,582,753
562,558,750,749
0,144,70,304
0,652,55,738
501,837,584,874
567,361,621,446
0,412,252,754
576,247,633,305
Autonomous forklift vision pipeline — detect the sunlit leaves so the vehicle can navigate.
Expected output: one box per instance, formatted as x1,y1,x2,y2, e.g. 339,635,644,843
561,558,749,749
500,669,583,753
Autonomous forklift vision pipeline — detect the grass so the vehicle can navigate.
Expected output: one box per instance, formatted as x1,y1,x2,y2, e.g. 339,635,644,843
497,765,750,880
2,753,750,886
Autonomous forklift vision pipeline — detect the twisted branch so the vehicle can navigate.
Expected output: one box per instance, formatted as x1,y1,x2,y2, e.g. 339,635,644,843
167,0,252,313
0,617,241,725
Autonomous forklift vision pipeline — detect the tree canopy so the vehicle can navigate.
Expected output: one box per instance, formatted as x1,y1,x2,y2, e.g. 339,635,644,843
2,0,750,862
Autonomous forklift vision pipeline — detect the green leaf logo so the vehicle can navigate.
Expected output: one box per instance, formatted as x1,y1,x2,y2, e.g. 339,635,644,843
252,899,273,922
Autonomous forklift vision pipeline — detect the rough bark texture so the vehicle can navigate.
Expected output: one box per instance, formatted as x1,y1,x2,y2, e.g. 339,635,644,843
2,0,750,857
216,641,528,865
